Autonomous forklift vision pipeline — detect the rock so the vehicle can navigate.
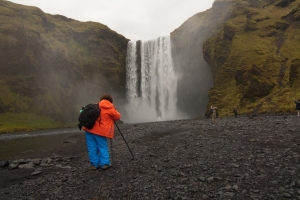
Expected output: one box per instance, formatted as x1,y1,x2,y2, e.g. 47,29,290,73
232,185,239,190
42,158,52,164
0,160,9,167
207,177,214,182
18,162,34,169
223,185,231,190
31,171,41,176
61,166,71,169
8,163,18,170
282,193,292,198
31,158,42,166
1,114,300,199
224,192,235,197
231,164,240,168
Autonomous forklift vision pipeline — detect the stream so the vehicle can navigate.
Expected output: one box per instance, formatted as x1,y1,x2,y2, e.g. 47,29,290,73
0,128,83,160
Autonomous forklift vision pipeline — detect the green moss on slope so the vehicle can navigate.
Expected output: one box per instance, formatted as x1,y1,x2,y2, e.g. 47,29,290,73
0,0,129,131
204,0,300,116
0,113,67,133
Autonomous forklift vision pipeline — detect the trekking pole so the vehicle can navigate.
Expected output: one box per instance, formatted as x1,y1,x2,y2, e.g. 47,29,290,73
110,139,113,165
113,120,135,160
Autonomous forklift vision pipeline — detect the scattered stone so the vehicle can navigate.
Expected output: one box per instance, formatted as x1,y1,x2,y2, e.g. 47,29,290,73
0,160,9,167
231,164,240,168
61,166,71,169
1,114,300,199
8,163,18,170
224,192,235,197
223,185,231,190
32,158,42,166
31,171,41,176
282,193,292,198
18,162,34,169
232,185,239,190
207,177,214,182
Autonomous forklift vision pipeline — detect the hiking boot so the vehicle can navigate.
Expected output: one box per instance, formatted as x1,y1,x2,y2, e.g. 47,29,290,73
91,166,99,171
101,165,112,170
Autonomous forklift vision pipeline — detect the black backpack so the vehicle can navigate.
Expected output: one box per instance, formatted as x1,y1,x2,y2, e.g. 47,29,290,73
78,104,100,130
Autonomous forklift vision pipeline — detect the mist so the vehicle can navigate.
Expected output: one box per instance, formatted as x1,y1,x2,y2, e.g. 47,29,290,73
170,2,231,119
4,0,231,125
119,34,209,124
118,2,233,123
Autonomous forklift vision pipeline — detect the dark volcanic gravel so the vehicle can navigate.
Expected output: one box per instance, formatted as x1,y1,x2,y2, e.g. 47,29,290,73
1,113,300,199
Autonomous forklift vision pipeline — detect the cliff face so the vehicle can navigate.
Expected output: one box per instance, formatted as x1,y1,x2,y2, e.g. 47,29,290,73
0,1,128,123
2,0,300,128
203,0,300,116
171,0,233,118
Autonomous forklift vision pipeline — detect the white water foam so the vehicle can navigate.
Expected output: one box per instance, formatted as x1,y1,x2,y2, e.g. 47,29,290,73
124,36,179,123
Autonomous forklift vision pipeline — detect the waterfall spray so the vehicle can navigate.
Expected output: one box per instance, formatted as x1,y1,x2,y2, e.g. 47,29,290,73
125,36,178,123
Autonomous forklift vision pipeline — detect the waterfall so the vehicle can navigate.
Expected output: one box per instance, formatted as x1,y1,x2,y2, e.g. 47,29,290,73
125,36,178,123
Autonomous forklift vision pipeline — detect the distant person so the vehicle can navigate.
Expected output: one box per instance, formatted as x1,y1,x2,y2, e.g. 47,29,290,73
83,94,121,170
233,108,238,118
211,104,217,125
294,98,300,116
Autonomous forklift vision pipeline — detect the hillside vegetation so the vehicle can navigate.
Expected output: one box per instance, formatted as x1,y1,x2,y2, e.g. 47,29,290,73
1,0,300,132
203,0,300,116
0,1,128,132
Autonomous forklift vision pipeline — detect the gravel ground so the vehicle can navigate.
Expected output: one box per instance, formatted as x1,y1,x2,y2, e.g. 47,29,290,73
0,113,300,200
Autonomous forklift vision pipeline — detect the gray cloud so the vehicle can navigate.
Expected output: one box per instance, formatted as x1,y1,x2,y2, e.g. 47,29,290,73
9,0,214,40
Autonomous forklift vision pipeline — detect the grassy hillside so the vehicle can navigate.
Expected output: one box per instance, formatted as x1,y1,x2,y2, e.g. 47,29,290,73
0,0,128,132
2,0,300,132
203,0,300,116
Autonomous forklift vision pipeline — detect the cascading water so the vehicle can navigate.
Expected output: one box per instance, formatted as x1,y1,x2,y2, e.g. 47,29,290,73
125,36,178,123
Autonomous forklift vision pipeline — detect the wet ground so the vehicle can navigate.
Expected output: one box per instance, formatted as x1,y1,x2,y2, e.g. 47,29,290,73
0,113,300,199
0,128,82,160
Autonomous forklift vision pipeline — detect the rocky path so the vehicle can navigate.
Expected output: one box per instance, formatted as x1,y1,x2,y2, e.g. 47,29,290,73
0,113,300,199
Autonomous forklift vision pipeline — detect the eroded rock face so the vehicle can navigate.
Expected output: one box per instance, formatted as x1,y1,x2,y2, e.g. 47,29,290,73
236,64,275,100
203,0,300,116
276,0,296,7
245,19,259,31
170,1,233,118
289,58,300,86
283,6,300,23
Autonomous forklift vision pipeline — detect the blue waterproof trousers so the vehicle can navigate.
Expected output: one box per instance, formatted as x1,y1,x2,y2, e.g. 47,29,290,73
85,131,111,168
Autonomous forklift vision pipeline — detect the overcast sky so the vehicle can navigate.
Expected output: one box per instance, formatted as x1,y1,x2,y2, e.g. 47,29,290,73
8,0,215,41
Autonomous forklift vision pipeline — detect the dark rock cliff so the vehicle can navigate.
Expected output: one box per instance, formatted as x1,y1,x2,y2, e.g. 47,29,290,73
172,0,300,117
171,0,233,118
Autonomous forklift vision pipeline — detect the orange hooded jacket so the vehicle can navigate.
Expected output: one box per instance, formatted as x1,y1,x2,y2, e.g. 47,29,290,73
83,100,121,138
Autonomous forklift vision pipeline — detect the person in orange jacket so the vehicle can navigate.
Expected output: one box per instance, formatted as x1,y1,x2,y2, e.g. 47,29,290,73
83,94,121,170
